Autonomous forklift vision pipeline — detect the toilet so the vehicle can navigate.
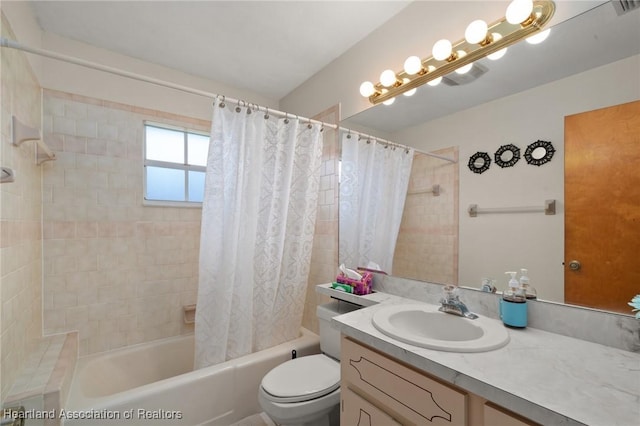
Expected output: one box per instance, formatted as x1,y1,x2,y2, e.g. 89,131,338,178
258,301,361,426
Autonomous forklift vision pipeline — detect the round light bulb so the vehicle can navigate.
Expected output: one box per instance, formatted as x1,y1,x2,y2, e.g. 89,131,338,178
426,66,442,87
380,69,397,87
383,97,395,106
506,0,533,25
401,79,416,97
455,51,473,74
404,56,422,75
526,28,551,45
359,81,375,98
487,33,507,60
432,39,453,61
465,20,488,44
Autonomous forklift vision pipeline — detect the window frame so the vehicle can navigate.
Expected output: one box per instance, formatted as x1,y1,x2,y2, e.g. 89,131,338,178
142,121,209,208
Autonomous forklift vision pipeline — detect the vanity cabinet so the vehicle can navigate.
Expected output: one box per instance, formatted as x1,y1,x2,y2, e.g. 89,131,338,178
340,336,539,426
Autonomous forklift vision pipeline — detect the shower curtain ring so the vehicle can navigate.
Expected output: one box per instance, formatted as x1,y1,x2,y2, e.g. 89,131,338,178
218,95,226,108
346,130,351,139
284,113,289,124
264,107,270,120
236,100,244,113
307,118,313,129
246,102,252,114
320,122,324,132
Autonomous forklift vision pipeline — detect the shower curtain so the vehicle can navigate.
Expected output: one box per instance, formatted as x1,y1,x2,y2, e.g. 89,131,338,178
195,104,323,368
339,134,413,274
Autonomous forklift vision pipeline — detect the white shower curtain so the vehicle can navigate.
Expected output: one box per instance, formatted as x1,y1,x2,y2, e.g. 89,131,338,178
195,104,323,369
339,134,413,274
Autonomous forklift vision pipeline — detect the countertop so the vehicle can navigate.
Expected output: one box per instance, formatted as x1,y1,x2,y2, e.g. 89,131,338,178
318,284,640,426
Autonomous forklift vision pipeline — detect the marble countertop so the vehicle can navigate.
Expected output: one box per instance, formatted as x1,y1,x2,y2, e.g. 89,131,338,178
319,284,640,426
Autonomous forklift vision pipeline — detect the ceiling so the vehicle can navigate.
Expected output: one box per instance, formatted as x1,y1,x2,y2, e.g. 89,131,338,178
29,0,411,100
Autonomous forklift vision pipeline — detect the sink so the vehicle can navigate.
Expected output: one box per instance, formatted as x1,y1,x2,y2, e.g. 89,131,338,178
372,304,510,352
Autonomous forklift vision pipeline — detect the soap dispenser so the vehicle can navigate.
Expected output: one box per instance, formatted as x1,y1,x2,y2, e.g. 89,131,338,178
519,268,537,300
500,271,527,328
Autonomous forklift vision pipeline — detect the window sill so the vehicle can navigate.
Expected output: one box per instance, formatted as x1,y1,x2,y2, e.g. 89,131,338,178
143,199,203,208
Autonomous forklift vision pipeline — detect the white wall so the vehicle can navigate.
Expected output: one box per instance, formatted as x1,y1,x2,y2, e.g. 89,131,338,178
393,55,640,301
40,33,278,121
0,0,43,80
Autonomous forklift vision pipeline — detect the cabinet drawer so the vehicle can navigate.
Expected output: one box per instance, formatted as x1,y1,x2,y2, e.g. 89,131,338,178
484,403,540,426
342,386,402,426
341,336,467,426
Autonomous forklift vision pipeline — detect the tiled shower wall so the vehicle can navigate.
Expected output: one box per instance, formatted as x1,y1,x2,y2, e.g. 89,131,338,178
0,14,43,401
42,90,205,356
302,105,339,333
393,147,459,285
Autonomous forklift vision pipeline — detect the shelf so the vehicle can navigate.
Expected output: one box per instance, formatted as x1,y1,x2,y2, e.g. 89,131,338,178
12,116,56,164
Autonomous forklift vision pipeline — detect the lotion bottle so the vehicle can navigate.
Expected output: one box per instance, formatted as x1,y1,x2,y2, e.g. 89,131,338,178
519,268,537,300
500,271,527,328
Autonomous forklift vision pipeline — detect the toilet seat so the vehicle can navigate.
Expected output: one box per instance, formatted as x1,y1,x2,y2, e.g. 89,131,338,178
260,354,340,403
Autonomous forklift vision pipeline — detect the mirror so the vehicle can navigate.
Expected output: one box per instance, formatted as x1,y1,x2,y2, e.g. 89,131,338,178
339,1,640,315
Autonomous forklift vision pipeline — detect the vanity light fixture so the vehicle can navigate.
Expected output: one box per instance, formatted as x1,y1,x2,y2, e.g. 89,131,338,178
359,0,555,105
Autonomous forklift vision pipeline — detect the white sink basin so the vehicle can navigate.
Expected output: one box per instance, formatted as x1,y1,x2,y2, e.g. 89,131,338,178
372,304,510,352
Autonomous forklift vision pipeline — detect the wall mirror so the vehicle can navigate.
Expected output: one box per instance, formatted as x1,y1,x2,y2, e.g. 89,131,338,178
339,1,640,315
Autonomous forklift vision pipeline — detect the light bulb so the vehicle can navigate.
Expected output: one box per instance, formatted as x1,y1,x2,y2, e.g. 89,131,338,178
465,20,488,44
380,69,397,87
426,66,442,87
383,97,395,106
404,56,422,75
526,28,551,44
359,81,375,98
432,39,453,61
455,51,473,74
487,33,507,60
506,0,533,25
401,78,416,96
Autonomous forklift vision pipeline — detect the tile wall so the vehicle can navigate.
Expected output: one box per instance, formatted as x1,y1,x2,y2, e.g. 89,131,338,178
41,90,206,356
393,147,459,285
0,13,43,402
302,105,339,333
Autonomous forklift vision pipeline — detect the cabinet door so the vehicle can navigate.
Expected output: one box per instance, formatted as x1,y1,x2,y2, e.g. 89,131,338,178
342,337,467,425
342,386,402,426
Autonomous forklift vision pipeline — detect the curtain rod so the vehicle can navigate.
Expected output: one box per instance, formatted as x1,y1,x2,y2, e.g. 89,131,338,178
338,128,456,163
1,37,456,164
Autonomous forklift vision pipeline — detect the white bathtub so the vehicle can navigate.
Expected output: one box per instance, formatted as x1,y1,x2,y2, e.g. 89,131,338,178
64,329,320,425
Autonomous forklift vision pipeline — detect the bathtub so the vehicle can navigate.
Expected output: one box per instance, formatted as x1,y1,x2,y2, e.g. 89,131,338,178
64,329,320,425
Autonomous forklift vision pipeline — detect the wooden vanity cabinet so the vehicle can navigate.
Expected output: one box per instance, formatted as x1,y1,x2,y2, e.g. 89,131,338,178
340,336,539,426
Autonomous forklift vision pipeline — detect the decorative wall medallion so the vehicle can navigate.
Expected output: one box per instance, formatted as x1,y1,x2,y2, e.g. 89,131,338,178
494,144,520,168
468,152,491,174
524,140,555,166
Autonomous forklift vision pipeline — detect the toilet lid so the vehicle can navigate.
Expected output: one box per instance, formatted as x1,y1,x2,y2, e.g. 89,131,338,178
261,354,340,403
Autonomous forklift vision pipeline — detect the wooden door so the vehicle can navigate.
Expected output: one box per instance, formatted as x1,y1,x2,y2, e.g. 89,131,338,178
565,100,640,313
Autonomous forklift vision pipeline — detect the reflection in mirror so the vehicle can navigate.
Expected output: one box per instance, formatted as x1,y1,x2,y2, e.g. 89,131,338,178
393,148,458,284
338,134,414,274
340,1,640,315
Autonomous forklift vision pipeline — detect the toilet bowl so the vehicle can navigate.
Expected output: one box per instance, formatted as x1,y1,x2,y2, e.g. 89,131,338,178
258,354,340,426
258,301,361,426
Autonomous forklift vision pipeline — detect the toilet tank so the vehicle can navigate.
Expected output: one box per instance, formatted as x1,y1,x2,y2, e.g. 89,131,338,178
316,301,361,360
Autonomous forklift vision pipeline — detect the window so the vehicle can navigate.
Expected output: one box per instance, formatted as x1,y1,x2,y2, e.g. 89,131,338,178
144,123,209,206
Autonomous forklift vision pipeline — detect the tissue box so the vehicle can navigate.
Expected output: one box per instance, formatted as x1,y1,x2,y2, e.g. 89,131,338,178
336,271,373,295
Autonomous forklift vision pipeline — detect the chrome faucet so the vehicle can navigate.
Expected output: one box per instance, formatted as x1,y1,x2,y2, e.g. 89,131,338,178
439,285,478,319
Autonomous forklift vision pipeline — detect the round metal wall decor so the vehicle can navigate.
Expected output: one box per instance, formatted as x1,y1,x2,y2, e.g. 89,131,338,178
524,140,555,166
494,144,520,168
468,152,491,174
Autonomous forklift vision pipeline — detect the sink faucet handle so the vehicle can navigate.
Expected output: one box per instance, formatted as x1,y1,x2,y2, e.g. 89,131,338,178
442,284,459,301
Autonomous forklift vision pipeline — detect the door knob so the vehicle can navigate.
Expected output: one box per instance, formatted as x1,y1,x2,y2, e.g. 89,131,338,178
568,260,581,271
